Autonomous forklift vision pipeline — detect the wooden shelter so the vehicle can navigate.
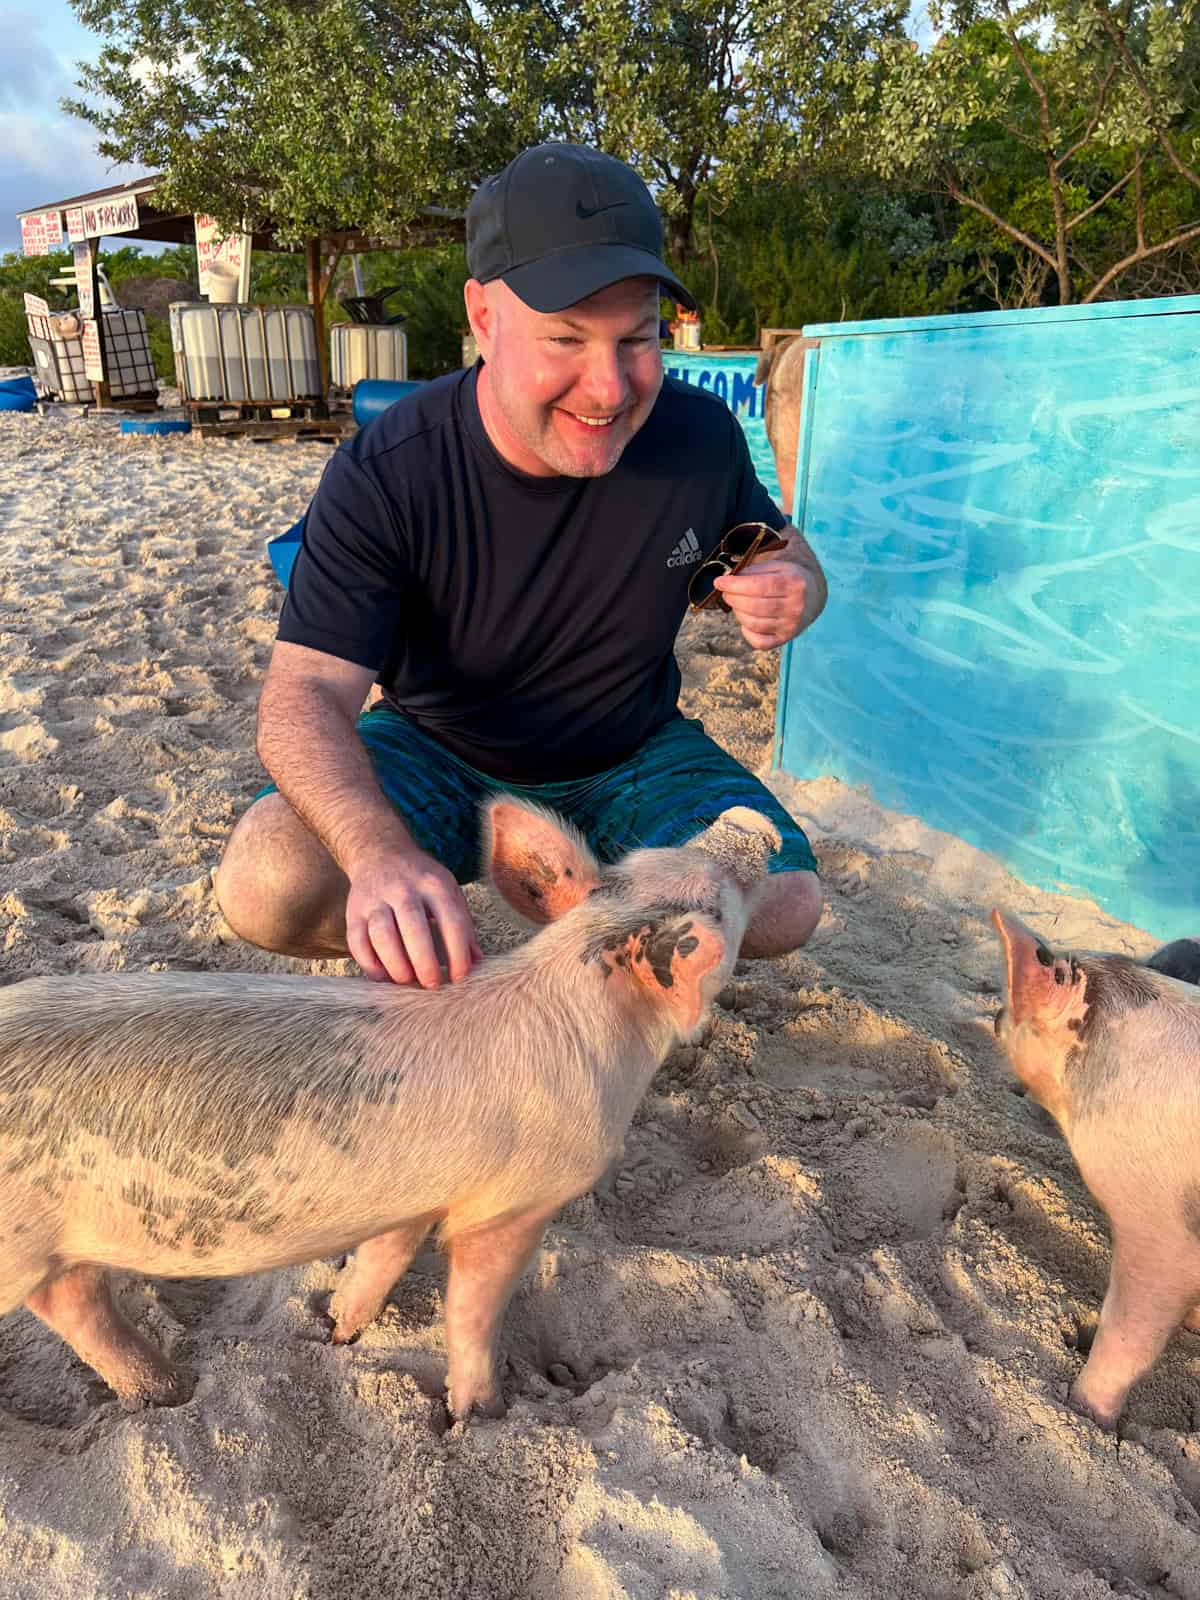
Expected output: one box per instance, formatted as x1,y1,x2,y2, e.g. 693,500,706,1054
16,174,464,412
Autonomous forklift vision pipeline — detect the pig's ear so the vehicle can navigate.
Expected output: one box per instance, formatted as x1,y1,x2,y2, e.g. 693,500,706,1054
628,916,728,1035
991,909,1078,1025
485,797,601,925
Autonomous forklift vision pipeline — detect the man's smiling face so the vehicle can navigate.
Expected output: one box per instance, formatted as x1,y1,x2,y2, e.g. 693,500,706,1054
466,275,664,478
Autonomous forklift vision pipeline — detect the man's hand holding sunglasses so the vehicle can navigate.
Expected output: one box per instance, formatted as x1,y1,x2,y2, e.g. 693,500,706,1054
688,521,828,652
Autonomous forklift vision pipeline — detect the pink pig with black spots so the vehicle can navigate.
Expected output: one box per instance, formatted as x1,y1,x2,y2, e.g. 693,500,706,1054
0,797,779,1422
991,910,1200,1429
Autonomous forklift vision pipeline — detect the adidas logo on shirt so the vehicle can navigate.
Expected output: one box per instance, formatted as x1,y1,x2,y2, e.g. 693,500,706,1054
666,528,703,569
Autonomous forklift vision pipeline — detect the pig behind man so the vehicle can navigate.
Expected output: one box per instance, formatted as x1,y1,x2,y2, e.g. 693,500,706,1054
752,335,812,520
990,909,1200,1429
0,796,779,1421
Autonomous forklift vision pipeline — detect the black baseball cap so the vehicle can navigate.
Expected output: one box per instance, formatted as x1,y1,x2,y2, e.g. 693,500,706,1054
466,143,697,314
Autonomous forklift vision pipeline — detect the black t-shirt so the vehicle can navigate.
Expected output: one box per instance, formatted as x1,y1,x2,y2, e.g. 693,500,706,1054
278,364,785,783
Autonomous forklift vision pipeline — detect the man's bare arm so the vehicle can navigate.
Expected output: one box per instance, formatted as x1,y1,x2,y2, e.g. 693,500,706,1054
257,641,481,987
257,642,414,870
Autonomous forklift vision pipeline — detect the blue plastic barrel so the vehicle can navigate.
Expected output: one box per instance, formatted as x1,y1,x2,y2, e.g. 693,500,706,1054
267,516,305,588
120,418,192,436
352,378,423,427
0,376,37,413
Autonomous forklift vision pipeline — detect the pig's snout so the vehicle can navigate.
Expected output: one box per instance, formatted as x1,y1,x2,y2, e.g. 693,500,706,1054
689,808,781,891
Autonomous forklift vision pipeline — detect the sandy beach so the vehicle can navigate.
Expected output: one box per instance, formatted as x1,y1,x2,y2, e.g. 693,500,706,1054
0,407,1197,1600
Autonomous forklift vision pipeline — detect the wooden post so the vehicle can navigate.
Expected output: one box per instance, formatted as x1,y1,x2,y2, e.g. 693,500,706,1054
82,239,111,409
306,237,329,397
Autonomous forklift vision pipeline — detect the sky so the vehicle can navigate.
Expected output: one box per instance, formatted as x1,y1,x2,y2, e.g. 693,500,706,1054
3,0,936,260
0,3,150,256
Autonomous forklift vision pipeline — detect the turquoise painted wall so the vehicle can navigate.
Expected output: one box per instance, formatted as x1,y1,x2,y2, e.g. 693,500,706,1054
663,351,783,506
775,294,1200,941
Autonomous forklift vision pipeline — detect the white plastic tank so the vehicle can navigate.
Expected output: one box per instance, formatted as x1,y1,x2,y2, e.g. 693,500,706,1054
169,303,322,403
330,322,408,387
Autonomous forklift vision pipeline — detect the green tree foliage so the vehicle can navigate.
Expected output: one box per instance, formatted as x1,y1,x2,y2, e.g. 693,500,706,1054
484,0,910,258
65,0,908,263
846,0,1200,304
65,0,483,247
670,180,983,342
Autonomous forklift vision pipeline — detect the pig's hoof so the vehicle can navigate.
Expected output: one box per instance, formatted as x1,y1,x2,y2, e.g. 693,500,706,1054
1067,1386,1118,1432
448,1389,507,1424
322,1294,364,1346
120,1366,195,1410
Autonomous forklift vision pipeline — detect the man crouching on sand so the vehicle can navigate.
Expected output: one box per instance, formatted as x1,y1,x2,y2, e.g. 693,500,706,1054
215,141,828,988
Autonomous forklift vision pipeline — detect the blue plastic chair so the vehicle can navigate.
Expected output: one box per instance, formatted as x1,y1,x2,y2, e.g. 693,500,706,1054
266,378,426,588
267,516,305,588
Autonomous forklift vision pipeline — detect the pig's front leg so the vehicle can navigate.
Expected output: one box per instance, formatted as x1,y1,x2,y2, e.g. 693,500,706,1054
328,1216,436,1345
442,1205,559,1422
26,1264,191,1407
1070,1232,1200,1430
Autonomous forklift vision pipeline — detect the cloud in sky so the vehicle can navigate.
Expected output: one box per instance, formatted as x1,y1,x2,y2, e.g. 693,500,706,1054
0,15,62,111
1,5,146,256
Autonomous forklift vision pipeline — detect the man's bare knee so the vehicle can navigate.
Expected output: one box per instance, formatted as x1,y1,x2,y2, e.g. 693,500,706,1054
741,869,823,959
214,793,349,957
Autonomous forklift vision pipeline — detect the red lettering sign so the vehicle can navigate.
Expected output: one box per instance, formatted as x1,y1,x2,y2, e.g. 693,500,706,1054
20,211,64,256
82,320,104,382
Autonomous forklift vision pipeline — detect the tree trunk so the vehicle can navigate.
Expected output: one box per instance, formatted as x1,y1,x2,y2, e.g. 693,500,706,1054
664,206,694,266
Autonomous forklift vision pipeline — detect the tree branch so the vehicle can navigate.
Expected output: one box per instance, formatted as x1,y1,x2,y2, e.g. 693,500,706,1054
1083,222,1200,301
1065,157,1139,232
1091,2,1200,192
999,8,1054,147
998,0,1070,298
1054,63,1119,170
945,176,1060,272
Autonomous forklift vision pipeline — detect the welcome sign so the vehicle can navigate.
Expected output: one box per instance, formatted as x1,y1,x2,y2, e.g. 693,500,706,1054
663,356,762,418
664,352,779,503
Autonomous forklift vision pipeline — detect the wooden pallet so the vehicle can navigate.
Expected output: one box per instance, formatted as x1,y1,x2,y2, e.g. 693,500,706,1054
108,394,161,413
192,415,356,441
187,398,355,441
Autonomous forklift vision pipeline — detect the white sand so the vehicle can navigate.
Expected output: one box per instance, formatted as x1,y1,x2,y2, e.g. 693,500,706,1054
0,408,1197,1600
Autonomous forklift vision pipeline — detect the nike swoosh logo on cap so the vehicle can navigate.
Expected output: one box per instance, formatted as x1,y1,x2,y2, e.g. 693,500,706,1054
575,200,629,220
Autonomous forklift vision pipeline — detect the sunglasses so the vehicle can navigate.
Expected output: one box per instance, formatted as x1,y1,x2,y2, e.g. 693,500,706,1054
687,521,789,612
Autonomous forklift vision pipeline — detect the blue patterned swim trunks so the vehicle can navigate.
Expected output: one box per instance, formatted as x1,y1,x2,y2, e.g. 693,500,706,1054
256,707,817,884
